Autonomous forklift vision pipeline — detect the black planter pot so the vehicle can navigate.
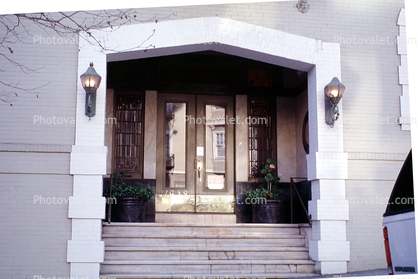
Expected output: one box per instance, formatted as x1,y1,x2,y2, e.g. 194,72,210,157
251,199,289,223
112,197,147,222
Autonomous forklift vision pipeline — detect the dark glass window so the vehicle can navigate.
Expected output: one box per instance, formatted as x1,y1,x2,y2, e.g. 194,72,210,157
115,93,144,177
248,98,275,178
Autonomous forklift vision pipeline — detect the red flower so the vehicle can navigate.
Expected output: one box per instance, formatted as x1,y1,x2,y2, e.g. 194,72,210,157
269,164,275,169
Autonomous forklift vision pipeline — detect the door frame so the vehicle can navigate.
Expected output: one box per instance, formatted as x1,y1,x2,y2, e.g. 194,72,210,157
155,93,235,213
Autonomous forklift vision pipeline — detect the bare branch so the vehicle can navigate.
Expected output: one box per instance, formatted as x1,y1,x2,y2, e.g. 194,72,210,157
0,53,40,73
0,9,176,104
0,79,50,93
0,79,50,104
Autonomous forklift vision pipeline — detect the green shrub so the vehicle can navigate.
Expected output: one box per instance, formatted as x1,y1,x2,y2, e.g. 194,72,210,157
245,158,285,200
108,170,155,201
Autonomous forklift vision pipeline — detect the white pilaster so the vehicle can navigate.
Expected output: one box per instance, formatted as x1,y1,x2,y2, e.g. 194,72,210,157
306,55,350,274
68,37,107,277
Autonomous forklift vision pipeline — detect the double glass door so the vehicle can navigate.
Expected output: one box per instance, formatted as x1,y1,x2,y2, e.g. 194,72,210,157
155,94,234,213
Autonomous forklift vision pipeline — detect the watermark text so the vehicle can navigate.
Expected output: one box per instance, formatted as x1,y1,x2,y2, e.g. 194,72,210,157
33,35,77,45
184,115,266,125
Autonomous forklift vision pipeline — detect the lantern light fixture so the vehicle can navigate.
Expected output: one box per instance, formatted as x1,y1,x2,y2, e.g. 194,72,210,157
324,77,345,128
80,62,102,118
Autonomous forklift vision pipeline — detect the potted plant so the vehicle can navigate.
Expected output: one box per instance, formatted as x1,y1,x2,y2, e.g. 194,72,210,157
109,170,155,222
245,158,289,223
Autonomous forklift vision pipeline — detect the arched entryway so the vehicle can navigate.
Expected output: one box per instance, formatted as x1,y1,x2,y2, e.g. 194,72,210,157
69,17,349,277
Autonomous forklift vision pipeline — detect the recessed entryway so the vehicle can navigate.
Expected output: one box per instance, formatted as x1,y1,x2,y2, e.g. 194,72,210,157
73,16,347,277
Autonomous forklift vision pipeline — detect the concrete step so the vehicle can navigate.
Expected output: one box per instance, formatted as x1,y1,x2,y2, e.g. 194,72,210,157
103,235,306,247
100,259,316,274
101,223,313,277
103,222,301,235
100,272,317,278
104,246,309,260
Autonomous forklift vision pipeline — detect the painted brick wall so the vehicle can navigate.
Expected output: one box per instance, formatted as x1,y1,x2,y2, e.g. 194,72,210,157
346,159,407,270
0,0,410,275
0,22,78,145
0,173,72,278
0,18,76,278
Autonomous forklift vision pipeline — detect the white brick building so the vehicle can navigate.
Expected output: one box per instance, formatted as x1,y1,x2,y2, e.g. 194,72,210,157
0,1,412,278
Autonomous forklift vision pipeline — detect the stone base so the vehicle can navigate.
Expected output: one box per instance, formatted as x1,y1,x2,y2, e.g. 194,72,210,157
315,261,347,275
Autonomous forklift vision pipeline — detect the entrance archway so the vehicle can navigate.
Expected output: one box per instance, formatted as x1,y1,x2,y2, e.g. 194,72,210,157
69,17,349,276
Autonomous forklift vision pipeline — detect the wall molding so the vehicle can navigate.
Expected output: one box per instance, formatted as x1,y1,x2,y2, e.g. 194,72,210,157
347,152,408,161
0,143,72,153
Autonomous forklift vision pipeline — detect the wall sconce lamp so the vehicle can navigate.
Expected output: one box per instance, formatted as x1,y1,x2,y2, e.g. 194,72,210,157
80,62,102,118
325,77,345,128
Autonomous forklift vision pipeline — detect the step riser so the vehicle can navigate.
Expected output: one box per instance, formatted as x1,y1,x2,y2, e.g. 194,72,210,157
105,251,309,260
101,263,315,274
103,238,305,247
103,226,300,235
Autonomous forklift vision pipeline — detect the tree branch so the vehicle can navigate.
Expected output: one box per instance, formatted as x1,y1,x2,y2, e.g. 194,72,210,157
0,9,176,105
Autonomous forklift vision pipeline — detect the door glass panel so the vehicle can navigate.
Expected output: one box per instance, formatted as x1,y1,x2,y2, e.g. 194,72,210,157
205,105,225,190
156,102,195,212
155,97,196,212
165,103,186,188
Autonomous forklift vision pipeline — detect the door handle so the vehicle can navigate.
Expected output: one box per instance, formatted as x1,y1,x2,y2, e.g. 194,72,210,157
195,158,203,183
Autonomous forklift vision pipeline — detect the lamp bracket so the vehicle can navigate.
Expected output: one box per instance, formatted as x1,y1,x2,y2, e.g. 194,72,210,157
325,98,339,128
85,91,97,118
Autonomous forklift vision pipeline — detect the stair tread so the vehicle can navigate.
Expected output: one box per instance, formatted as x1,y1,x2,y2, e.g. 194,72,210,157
105,246,309,251
103,222,303,228
103,259,315,265
103,233,305,239
99,273,318,278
